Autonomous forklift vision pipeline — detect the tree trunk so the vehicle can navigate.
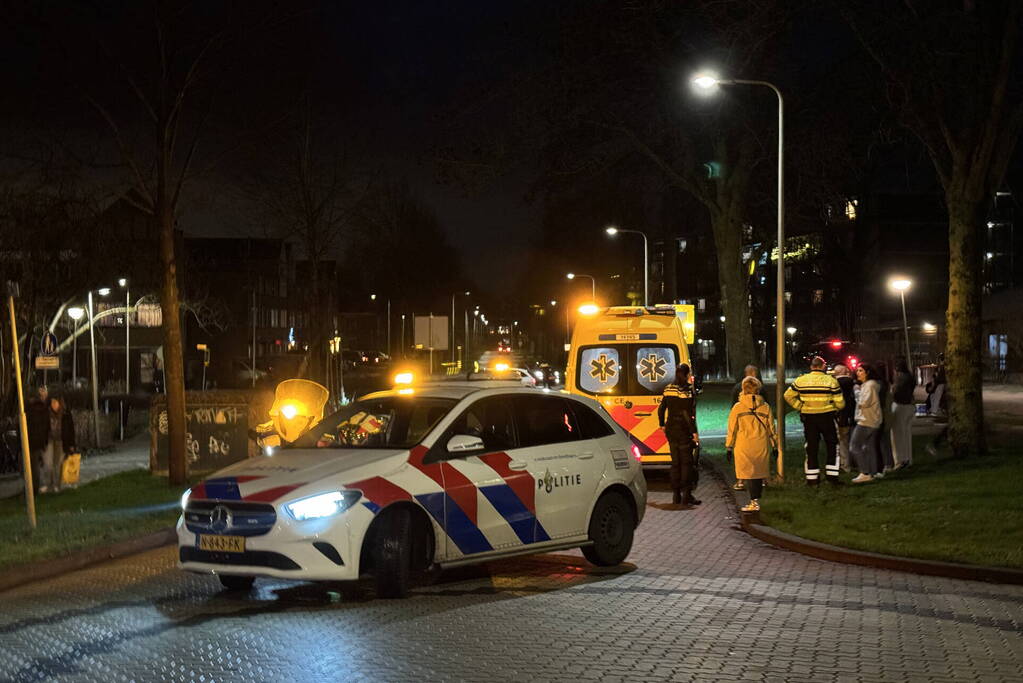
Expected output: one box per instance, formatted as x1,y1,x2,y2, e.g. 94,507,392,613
710,210,756,381
945,196,987,457
158,197,188,486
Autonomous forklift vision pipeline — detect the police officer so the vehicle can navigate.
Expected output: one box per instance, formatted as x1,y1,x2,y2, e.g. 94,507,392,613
657,363,700,506
784,356,845,485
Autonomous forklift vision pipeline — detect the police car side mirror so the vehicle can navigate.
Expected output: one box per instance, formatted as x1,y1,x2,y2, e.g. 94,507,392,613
447,434,485,454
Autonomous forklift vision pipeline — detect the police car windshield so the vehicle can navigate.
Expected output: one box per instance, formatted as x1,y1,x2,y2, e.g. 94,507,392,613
289,397,456,450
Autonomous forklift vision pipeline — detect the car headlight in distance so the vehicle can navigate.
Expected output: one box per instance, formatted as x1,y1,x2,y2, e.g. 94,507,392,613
181,488,191,511
285,490,363,521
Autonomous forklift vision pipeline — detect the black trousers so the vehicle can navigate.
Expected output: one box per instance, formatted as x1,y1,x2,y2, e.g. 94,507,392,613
746,479,764,500
666,436,696,492
802,412,840,481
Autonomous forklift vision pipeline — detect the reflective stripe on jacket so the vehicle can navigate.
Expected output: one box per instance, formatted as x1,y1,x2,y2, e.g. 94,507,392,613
784,370,845,414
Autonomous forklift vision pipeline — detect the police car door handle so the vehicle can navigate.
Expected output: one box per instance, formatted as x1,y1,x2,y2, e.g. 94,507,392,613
508,460,528,470
578,451,594,459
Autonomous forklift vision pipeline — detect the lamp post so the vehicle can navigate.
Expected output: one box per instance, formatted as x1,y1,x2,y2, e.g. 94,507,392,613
452,291,470,366
693,72,786,479
566,272,596,301
605,226,649,306
67,306,85,386
119,278,129,395
87,289,110,448
889,277,913,367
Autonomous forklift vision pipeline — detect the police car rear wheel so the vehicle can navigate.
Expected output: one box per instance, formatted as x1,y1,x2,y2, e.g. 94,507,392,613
218,574,255,591
582,492,634,567
373,508,412,599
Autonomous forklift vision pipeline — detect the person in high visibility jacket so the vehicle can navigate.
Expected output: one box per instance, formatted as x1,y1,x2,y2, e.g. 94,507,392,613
784,356,845,485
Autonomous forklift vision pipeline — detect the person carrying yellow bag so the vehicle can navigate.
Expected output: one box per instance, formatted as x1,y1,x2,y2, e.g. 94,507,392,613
40,393,77,492
726,376,777,512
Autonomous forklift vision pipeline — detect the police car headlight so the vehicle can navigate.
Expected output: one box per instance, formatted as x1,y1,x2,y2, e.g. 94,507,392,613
180,488,191,511
285,490,362,521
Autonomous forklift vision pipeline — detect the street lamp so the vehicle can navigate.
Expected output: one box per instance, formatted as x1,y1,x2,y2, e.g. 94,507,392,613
566,272,596,301
692,71,786,479
87,288,111,447
889,277,914,367
452,290,470,366
67,306,85,386
605,226,649,306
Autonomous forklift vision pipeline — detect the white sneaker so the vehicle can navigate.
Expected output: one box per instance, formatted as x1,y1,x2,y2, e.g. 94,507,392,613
874,471,885,479
851,474,874,484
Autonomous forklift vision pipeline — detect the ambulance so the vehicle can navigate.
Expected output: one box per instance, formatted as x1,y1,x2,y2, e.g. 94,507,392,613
566,305,695,465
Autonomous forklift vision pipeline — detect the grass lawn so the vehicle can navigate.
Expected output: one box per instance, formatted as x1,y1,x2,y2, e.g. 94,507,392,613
0,470,186,572
696,382,801,434
705,428,1023,569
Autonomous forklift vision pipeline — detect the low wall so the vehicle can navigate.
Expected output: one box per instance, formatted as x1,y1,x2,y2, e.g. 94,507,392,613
150,390,273,474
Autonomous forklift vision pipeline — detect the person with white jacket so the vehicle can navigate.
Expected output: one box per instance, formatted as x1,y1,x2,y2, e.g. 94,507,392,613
850,363,883,483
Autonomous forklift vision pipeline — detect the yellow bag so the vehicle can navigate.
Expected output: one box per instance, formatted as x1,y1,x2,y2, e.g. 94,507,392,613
61,453,81,486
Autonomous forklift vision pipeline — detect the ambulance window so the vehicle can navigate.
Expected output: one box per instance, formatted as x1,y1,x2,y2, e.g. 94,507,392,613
569,401,615,438
513,396,580,447
633,346,678,395
578,346,621,394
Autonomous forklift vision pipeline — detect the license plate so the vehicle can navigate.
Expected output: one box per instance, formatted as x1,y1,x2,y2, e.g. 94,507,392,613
198,535,245,553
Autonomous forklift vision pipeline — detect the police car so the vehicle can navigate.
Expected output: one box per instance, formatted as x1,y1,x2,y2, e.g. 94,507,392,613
177,382,647,598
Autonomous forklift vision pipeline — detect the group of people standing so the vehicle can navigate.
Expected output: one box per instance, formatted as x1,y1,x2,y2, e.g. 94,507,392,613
831,359,916,483
657,355,920,514
26,385,77,494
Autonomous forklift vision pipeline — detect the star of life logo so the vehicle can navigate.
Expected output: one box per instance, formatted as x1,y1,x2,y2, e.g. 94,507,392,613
589,353,617,383
638,353,667,382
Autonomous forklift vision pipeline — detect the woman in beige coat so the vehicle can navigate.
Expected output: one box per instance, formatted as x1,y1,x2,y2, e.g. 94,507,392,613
726,376,777,512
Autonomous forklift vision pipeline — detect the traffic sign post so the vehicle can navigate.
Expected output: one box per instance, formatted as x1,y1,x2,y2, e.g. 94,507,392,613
7,282,37,529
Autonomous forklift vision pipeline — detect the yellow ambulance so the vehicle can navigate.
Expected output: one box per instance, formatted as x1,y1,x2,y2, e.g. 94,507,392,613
566,305,695,465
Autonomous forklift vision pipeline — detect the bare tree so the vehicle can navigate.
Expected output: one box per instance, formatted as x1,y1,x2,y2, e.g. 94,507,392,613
845,1,1023,457
244,100,366,384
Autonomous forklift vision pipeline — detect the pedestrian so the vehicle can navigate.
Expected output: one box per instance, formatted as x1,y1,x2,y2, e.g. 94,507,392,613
730,364,766,407
39,394,76,492
890,357,916,469
832,364,856,472
850,363,883,483
875,360,894,474
784,356,845,486
928,353,947,417
25,385,50,494
726,376,776,512
657,363,701,507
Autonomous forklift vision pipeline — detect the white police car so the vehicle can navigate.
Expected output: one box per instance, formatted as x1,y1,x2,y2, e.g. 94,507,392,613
177,382,647,598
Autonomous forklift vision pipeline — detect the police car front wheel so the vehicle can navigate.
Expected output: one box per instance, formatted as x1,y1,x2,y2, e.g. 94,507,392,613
582,492,635,567
373,508,413,598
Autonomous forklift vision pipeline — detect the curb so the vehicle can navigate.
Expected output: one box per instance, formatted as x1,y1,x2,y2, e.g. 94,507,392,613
702,456,1023,586
0,526,177,594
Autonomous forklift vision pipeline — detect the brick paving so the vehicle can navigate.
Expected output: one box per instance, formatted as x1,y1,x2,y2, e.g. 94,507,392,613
1,474,1021,682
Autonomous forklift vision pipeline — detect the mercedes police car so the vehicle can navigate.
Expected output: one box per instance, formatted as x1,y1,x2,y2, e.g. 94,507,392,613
177,380,647,598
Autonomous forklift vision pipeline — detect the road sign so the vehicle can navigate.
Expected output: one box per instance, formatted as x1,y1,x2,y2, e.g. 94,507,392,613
35,355,59,370
41,332,58,356
413,315,449,351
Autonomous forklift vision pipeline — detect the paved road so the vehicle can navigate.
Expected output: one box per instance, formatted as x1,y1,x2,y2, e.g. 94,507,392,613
1,475,1021,682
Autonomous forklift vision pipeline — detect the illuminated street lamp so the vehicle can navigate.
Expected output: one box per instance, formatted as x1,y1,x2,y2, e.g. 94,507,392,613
605,226,649,306
889,277,914,367
693,70,786,478
566,272,596,300
67,306,85,386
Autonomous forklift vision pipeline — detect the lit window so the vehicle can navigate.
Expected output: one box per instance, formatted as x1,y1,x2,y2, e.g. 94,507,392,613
813,289,824,305
698,298,706,311
784,291,792,304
